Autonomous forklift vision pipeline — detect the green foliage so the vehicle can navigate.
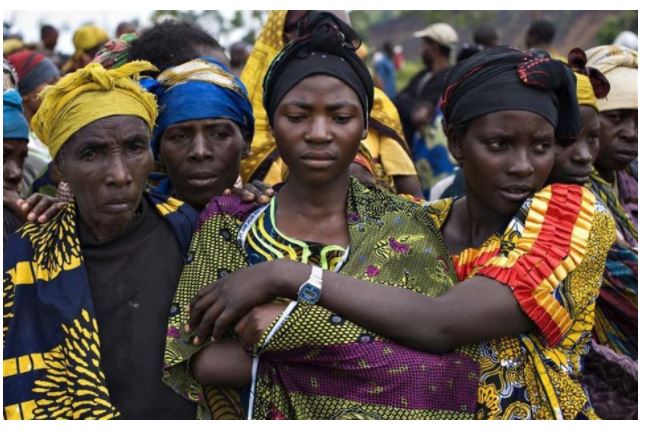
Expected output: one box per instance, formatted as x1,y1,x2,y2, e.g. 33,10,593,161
596,11,637,45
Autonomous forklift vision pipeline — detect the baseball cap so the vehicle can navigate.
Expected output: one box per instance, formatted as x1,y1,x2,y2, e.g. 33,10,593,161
414,23,459,48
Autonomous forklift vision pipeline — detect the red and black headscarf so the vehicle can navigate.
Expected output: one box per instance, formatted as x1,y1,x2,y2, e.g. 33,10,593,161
441,46,581,145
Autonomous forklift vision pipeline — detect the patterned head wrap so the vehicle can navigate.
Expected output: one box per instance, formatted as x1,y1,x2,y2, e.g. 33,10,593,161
441,46,581,145
3,89,30,141
141,57,254,160
566,47,610,111
31,61,158,159
585,45,637,111
263,12,374,128
72,25,109,58
92,33,138,70
7,50,60,96
3,58,19,90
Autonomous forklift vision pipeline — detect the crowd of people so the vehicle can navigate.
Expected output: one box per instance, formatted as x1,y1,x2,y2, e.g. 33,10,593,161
3,10,638,420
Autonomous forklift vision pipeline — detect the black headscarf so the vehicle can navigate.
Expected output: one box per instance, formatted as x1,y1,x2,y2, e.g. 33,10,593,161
441,46,581,145
262,12,374,129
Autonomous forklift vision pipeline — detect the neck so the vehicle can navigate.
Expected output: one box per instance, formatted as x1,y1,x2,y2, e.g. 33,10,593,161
431,56,449,73
596,164,616,183
79,203,142,243
278,172,350,220
458,190,511,248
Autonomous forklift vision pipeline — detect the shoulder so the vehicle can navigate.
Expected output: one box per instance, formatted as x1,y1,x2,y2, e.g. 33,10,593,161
421,198,454,229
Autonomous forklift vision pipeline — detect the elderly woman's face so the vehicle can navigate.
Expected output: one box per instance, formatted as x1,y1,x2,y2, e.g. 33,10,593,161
451,110,555,217
159,118,247,210
272,75,366,188
595,108,638,174
3,138,28,194
56,115,153,232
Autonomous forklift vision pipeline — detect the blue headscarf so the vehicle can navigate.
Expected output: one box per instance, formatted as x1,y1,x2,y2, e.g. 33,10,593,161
141,57,254,160
3,89,29,141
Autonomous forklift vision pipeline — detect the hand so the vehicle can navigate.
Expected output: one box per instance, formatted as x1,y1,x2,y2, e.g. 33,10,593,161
410,102,435,130
234,303,288,348
223,180,275,204
349,163,376,188
186,259,308,345
17,193,67,223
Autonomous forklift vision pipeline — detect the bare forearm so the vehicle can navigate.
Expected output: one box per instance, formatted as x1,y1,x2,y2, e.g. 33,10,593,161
191,338,252,388
273,260,533,353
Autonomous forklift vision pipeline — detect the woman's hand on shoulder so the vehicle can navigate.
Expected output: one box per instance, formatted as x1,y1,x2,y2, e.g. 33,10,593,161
223,180,275,204
9,193,67,223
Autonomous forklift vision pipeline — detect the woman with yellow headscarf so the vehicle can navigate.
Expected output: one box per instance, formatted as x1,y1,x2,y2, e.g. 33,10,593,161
61,24,110,74
240,10,422,197
4,61,199,419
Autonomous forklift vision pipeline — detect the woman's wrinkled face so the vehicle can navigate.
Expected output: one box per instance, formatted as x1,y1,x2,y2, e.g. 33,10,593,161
548,105,600,185
56,115,153,229
3,138,28,194
159,118,247,210
595,108,638,173
272,75,367,187
451,110,555,216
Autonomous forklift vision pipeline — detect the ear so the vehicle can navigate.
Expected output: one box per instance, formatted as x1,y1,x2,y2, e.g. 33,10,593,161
447,135,464,165
51,158,64,183
361,128,368,141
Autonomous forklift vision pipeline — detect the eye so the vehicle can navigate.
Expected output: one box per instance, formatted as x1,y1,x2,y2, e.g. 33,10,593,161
79,148,99,160
127,139,148,153
532,140,552,154
605,112,623,123
487,139,508,151
208,127,232,140
333,115,353,124
169,131,190,142
286,113,306,123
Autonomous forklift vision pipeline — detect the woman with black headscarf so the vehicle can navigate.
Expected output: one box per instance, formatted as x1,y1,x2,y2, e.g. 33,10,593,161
163,18,479,419
184,45,616,419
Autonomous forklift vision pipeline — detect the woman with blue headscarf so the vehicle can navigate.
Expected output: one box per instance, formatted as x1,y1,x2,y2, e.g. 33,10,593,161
142,57,254,211
4,88,30,243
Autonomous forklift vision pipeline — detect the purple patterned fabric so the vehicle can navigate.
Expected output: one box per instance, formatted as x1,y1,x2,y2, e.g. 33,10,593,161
258,340,478,412
196,195,259,230
617,167,638,228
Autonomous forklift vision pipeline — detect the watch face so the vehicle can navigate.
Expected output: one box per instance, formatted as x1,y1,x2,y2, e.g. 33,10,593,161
299,283,321,304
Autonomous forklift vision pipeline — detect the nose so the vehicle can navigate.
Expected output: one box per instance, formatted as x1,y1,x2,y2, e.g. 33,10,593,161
188,132,214,161
620,118,638,144
571,141,593,165
305,116,332,143
105,154,133,187
506,149,535,177
4,160,22,184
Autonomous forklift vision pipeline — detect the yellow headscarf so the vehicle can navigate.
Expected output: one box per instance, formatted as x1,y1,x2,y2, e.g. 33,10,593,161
239,11,409,184
574,72,598,111
32,61,159,159
585,45,637,111
239,10,288,183
73,25,110,58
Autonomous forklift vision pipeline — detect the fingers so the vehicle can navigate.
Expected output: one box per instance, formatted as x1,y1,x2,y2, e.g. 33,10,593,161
187,285,219,331
38,202,67,224
192,300,225,345
210,308,239,342
25,195,60,223
253,180,275,196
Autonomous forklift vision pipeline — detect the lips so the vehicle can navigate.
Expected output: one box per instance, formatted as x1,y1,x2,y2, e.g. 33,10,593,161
103,198,137,213
497,185,534,203
185,172,220,188
613,151,638,164
300,151,337,169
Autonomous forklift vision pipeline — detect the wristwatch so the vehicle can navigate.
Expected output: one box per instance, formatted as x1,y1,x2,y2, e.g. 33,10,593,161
297,266,323,305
